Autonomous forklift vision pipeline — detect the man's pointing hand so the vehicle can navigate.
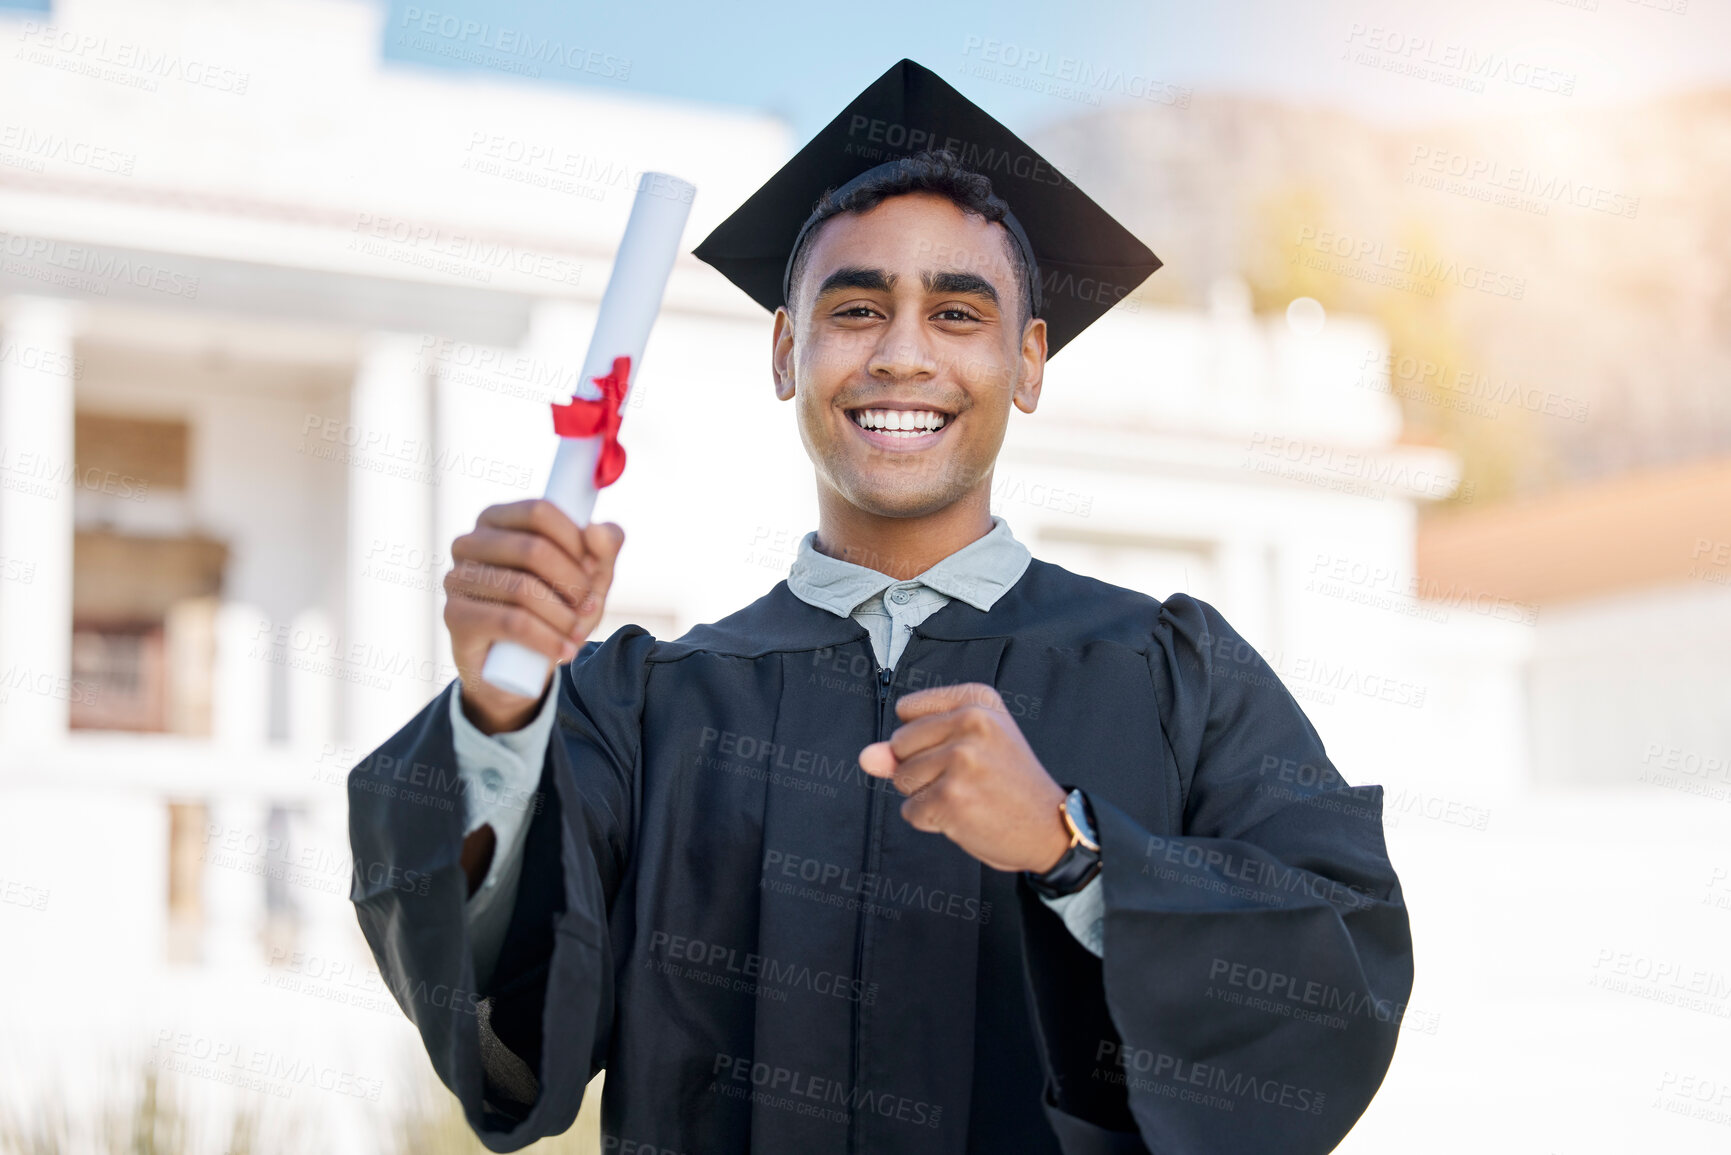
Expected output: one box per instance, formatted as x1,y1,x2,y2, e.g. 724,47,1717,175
860,682,1070,874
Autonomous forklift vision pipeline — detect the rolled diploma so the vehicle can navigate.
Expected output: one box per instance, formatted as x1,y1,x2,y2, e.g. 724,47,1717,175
481,172,695,698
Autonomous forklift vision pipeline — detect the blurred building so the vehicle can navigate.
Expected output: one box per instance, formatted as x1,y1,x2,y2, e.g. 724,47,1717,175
1418,459,1731,790
0,0,1537,1148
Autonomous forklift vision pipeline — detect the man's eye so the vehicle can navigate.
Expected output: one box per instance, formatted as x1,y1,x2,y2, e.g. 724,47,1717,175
833,306,881,319
934,307,982,322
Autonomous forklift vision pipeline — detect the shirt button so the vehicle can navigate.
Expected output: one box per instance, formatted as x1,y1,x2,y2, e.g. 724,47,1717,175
889,588,912,605
479,768,504,793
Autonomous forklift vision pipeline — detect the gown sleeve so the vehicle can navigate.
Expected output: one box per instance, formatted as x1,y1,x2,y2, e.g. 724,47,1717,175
346,626,655,1152
1028,594,1414,1155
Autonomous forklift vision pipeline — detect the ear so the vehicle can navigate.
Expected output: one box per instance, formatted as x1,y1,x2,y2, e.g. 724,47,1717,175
771,306,796,402
1012,316,1047,415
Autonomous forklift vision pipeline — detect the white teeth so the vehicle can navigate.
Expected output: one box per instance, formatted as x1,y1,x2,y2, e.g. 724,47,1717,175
852,408,947,436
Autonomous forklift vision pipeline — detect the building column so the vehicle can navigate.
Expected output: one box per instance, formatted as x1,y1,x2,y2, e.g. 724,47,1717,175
1215,536,1277,656
343,333,437,753
200,795,272,969
285,605,337,755
213,600,272,745
0,297,77,745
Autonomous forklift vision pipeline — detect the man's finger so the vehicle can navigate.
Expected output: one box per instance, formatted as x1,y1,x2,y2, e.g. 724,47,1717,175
453,526,592,611
454,599,579,666
900,770,959,834
885,712,959,762
859,741,897,778
894,681,1005,723
576,521,625,602
858,738,955,793
478,499,588,571
881,745,957,799
445,560,582,627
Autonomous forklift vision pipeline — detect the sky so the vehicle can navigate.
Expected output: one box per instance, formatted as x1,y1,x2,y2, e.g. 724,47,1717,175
370,0,1731,140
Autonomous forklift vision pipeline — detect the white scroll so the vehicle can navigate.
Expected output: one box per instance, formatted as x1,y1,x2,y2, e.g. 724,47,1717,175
481,171,696,698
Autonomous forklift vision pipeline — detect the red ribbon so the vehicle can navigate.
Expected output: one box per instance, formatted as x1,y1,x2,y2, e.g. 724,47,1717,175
550,355,631,489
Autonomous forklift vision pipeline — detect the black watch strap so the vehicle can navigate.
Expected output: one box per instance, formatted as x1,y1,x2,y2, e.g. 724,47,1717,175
1026,789,1101,900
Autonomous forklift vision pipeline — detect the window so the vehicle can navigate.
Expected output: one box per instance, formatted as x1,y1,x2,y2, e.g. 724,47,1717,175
69,411,226,734
71,535,224,733
70,621,166,731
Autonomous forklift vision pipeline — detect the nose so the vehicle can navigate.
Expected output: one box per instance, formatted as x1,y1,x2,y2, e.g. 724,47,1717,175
865,310,938,383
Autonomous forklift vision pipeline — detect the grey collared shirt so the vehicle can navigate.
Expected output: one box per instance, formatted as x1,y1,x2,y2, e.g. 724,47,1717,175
452,516,1104,985
786,514,1032,670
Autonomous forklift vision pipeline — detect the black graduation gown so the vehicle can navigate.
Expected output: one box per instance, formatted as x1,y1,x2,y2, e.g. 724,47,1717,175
348,558,1413,1155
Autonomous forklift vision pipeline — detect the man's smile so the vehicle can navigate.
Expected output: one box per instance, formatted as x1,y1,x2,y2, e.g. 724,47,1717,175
846,403,953,451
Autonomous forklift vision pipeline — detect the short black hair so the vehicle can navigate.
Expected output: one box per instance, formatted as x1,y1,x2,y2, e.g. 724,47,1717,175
785,149,1037,330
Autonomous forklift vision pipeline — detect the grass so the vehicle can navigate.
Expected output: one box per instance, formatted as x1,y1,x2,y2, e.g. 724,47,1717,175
385,1073,604,1155
0,1060,303,1155
0,1059,603,1155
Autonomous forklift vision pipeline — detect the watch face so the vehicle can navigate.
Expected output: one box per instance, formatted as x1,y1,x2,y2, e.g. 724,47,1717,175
1064,789,1098,849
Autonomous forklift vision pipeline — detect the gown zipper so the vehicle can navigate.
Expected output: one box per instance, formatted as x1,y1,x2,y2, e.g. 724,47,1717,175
851,652,898,1155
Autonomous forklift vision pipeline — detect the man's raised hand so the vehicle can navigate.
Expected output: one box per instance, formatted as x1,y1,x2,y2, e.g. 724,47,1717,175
443,498,624,735
859,683,1070,874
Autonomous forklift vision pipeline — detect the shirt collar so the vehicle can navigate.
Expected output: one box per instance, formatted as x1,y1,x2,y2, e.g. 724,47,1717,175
786,515,1032,620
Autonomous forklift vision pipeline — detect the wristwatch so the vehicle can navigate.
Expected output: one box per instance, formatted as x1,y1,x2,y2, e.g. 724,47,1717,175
1025,787,1101,900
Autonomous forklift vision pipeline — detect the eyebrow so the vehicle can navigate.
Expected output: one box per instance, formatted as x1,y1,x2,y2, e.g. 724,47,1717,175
815,266,895,297
813,266,1002,306
923,270,999,305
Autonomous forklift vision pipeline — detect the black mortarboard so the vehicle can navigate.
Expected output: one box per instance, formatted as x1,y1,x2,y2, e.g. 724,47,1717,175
692,58,1161,358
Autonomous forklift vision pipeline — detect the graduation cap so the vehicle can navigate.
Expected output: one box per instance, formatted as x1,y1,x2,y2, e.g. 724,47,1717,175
692,58,1161,358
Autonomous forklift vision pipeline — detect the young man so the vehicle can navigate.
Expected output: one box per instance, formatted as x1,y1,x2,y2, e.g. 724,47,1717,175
348,60,1412,1155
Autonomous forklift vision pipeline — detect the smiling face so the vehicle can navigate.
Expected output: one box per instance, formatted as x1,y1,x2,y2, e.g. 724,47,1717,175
772,192,1047,521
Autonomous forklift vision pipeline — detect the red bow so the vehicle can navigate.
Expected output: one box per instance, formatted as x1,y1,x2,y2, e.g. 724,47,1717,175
550,355,631,488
